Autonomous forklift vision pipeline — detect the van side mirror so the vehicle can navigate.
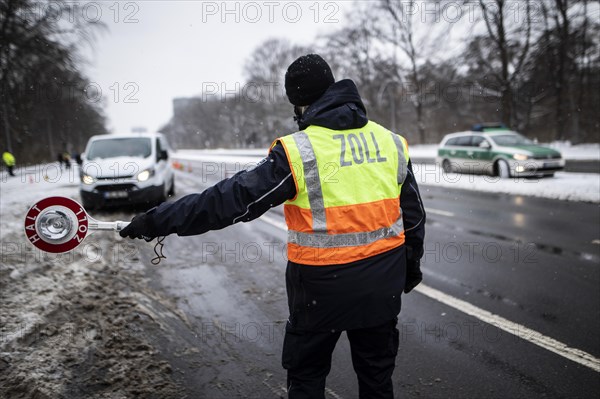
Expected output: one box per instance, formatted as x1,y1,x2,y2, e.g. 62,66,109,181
479,141,491,149
159,150,169,161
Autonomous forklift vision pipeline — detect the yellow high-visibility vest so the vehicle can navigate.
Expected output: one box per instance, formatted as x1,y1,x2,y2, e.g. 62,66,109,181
273,120,410,265
2,152,15,167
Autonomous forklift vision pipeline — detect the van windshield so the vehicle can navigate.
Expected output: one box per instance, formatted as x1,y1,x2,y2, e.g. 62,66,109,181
87,138,152,160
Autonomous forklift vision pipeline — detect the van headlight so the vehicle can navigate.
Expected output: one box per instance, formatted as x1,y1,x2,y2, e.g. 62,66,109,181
513,154,529,161
137,169,154,182
82,175,95,185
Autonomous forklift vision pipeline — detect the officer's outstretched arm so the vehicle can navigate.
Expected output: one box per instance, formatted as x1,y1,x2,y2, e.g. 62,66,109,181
121,144,296,239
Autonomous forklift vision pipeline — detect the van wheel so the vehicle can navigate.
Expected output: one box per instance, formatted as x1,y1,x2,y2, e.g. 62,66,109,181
442,159,453,173
496,159,511,178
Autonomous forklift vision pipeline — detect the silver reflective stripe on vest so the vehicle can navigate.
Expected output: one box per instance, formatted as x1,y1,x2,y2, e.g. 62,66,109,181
288,217,404,248
391,133,408,185
293,132,327,232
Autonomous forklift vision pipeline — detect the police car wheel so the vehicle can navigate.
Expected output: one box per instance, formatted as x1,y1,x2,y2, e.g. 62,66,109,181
442,159,453,173
496,159,511,178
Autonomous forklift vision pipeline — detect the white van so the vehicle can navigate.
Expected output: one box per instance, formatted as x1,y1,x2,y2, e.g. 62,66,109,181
79,133,175,209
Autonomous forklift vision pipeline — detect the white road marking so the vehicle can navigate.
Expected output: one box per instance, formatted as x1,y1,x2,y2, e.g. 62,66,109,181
325,387,344,399
415,284,600,373
592,239,600,245
261,214,600,373
427,208,455,217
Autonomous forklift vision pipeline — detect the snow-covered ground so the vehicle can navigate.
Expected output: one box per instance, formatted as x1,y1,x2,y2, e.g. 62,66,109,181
406,142,600,161
172,149,600,203
412,163,599,203
545,142,600,160
406,144,439,159
0,166,183,397
175,142,600,161
0,164,81,228
2,142,598,210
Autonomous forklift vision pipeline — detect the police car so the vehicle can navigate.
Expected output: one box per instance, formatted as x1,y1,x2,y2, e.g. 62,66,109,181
437,124,565,178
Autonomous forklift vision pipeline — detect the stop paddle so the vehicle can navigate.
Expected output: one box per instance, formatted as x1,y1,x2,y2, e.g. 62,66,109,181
23,196,129,254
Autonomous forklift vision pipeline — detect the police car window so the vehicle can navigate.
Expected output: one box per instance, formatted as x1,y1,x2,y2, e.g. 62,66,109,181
490,134,533,146
471,136,485,146
446,138,459,146
455,136,472,146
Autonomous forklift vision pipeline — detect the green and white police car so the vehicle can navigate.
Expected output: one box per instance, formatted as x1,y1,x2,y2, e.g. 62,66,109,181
437,125,565,178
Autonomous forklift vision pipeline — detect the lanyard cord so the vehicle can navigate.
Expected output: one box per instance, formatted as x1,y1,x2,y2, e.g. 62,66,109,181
151,236,167,265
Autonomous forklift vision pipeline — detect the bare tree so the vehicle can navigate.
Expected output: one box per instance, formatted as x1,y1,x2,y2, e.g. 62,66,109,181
0,0,106,163
538,0,599,140
475,0,532,128
163,1,600,148
379,0,427,142
377,0,453,143
316,11,388,123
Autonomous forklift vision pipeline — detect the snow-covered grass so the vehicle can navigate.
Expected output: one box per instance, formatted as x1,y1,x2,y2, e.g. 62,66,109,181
406,144,438,159
545,142,600,160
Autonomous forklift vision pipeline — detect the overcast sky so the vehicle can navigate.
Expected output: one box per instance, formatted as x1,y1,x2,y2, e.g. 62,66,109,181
82,1,352,134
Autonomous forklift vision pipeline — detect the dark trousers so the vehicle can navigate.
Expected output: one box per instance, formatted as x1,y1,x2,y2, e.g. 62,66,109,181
7,165,14,176
282,318,399,399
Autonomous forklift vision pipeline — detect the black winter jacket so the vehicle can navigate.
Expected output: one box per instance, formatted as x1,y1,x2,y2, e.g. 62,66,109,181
144,79,426,331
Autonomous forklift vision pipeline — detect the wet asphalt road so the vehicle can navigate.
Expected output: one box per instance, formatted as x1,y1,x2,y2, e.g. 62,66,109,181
146,159,599,398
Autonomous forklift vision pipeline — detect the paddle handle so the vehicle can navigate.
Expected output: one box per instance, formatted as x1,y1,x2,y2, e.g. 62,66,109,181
88,220,130,232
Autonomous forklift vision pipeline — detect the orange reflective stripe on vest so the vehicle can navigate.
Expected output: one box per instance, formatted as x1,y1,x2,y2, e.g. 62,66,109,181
274,121,410,266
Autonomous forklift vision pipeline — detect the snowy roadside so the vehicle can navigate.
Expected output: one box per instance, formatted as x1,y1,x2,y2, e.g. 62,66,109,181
407,142,600,161
175,142,600,161
0,165,185,398
172,150,600,204
412,163,600,203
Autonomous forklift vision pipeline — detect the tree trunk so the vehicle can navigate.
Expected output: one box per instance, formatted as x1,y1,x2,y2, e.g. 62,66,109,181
555,0,570,141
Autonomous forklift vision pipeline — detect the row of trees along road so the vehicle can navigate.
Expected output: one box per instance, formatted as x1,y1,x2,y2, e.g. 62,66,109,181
1,0,107,165
161,0,599,149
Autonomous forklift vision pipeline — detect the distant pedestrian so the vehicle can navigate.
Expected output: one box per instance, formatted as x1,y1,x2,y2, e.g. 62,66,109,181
2,150,16,177
57,153,64,170
73,153,83,166
62,152,71,169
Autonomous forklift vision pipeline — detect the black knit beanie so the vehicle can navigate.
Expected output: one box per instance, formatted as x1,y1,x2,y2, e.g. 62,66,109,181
285,54,335,106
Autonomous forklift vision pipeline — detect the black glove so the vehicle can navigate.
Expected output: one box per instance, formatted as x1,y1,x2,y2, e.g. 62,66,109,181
119,213,156,241
404,259,423,294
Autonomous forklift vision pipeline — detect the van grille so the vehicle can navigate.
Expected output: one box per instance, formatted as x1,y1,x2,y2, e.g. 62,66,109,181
95,184,136,192
96,175,134,180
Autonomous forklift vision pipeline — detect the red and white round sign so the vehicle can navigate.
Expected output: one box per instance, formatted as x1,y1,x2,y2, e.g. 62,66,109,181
24,196,89,253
